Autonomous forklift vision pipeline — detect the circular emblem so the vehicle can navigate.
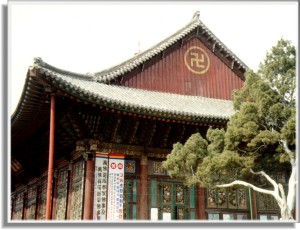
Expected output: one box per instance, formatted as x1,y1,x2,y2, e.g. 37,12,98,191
110,162,116,169
184,46,210,74
118,163,123,170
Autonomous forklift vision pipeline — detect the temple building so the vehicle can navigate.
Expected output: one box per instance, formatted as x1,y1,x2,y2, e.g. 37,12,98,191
11,12,283,221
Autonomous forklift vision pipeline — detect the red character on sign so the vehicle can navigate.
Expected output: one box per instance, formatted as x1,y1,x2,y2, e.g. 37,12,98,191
118,163,123,170
110,162,116,169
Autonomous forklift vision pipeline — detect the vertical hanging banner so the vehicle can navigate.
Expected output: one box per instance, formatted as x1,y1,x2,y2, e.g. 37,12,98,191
107,153,125,221
93,152,109,220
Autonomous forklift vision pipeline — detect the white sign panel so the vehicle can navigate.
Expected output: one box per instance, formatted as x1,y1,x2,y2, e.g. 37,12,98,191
163,212,171,221
151,208,158,221
162,212,172,221
93,152,108,220
107,153,125,221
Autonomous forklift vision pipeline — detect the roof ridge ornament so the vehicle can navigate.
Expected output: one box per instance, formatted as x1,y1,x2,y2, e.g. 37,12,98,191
33,57,45,66
192,11,200,20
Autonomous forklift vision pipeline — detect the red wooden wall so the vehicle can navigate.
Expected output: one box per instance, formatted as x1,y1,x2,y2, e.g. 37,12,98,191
122,38,244,100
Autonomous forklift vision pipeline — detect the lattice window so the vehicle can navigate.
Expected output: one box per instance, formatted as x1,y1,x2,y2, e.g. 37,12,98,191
177,207,185,220
257,192,280,211
258,193,273,210
207,188,247,209
217,189,226,208
162,206,172,213
236,188,247,209
207,188,217,208
125,160,136,174
71,184,84,220
70,161,85,220
123,181,132,219
56,192,67,220
26,204,36,220
56,167,68,220
14,191,24,220
162,184,172,204
152,161,166,175
175,185,184,204
228,189,237,209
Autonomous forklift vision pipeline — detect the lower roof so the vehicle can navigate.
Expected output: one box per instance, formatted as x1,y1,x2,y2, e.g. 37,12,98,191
23,58,235,124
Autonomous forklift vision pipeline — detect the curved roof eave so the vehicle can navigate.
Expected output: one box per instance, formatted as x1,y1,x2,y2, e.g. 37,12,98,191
22,59,235,124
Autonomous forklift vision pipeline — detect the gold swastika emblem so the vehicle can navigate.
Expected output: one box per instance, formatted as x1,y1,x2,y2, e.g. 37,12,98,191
184,46,210,74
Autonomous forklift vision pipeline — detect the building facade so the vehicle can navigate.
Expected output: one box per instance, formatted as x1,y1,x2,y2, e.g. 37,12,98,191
11,12,282,221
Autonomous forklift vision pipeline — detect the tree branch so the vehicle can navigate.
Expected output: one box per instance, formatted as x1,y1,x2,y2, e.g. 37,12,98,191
281,139,295,163
216,179,283,209
278,183,286,205
190,165,195,176
250,168,279,194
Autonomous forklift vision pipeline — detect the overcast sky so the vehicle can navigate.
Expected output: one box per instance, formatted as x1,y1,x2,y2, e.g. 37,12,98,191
8,1,298,115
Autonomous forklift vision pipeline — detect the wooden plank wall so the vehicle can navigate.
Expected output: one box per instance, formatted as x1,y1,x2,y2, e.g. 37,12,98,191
122,38,244,100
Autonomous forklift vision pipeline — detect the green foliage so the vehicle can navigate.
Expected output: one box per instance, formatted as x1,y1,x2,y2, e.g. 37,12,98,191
162,39,296,189
162,133,208,186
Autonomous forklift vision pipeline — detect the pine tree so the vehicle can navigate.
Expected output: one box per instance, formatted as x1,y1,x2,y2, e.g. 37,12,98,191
162,39,296,220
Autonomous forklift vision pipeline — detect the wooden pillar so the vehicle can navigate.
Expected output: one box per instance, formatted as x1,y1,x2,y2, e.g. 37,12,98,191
46,94,55,220
66,162,73,220
139,156,148,219
83,155,95,220
251,189,258,220
197,186,206,219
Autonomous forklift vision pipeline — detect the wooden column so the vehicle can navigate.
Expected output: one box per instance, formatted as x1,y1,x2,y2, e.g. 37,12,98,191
251,189,258,220
197,186,206,219
139,156,148,219
46,94,55,220
83,155,95,220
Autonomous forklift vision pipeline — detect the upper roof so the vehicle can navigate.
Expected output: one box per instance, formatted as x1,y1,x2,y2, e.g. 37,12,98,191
94,11,248,83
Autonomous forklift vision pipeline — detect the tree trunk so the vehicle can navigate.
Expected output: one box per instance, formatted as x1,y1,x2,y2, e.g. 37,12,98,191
280,204,294,220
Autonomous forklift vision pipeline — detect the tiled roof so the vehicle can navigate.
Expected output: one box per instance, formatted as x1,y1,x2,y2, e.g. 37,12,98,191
94,13,248,83
32,57,234,123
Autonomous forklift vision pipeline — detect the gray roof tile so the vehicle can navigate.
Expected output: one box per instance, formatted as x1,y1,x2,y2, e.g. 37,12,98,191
33,60,235,122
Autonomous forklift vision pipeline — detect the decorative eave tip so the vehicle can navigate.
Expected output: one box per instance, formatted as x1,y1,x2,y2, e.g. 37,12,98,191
33,57,44,66
192,11,200,20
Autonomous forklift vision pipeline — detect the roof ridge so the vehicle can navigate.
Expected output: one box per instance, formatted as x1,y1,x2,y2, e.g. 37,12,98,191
93,13,248,83
93,18,200,81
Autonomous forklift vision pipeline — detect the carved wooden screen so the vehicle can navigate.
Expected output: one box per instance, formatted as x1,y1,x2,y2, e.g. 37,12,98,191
207,188,248,209
257,192,280,211
55,167,68,220
25,180,38,220
12,189,25,220
70,160,85,220
38,177,47,219
158,182,188,220
123,160,137,220
123,179,137,220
